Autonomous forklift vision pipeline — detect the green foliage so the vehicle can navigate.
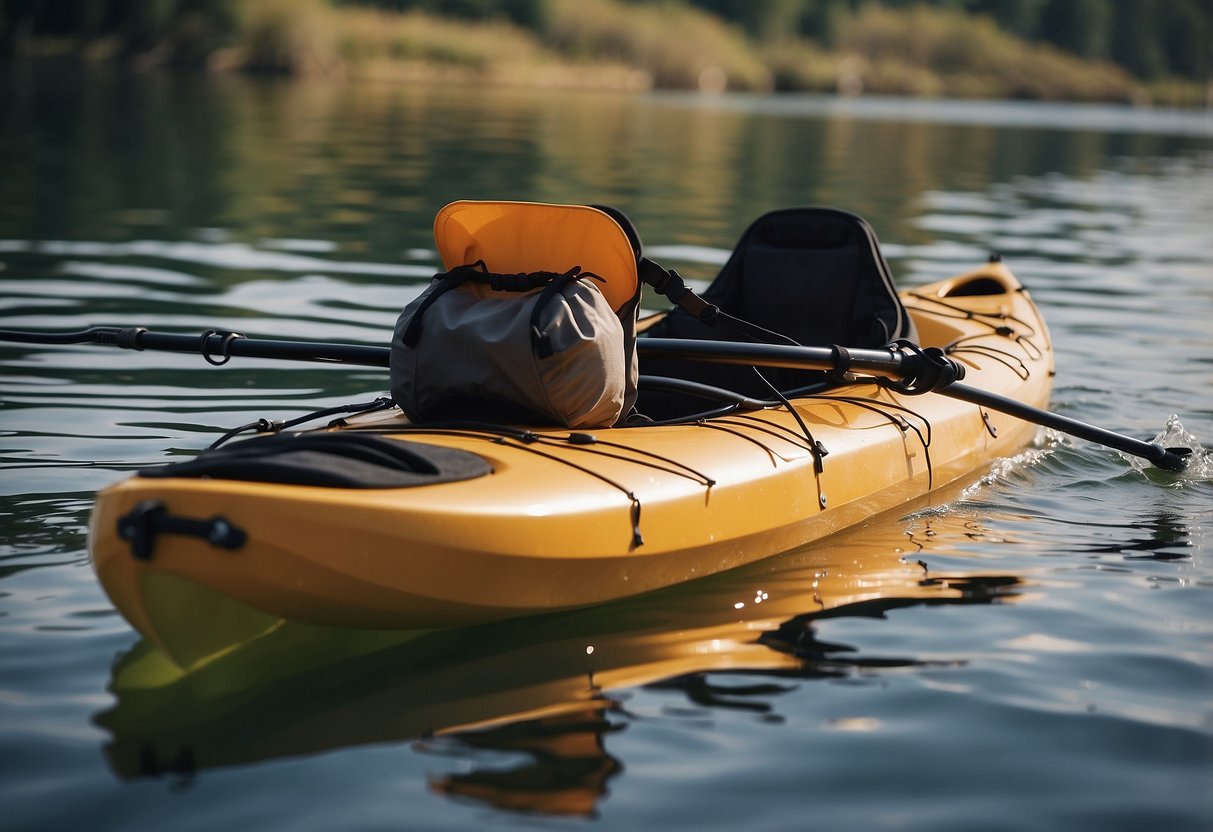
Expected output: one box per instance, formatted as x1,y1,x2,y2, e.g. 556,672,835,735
0,0,242,63
677,0,1213,82
1038,0,1109,59
960,0,1211,82
330,0,547,27
689,0,805,39
966,0,1046,36
2,0,1210,102
1163,0,1212,80
819,3,1136,99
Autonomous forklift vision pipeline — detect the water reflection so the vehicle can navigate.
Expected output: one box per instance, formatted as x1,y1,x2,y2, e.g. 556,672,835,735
6,68,1209,264
0,494,91,565
1076,511,1194,562
423,707,623,818
95,512,1022,817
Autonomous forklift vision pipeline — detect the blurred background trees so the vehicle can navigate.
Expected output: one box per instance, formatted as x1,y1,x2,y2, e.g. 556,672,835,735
2,0,1209,102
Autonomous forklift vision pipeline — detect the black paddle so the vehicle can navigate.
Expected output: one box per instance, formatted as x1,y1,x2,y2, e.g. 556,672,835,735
0,326,1193,471
0,326,390,367
637,339,1192,471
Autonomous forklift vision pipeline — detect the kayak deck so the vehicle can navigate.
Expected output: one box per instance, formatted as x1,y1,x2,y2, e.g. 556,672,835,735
89,262,1053,665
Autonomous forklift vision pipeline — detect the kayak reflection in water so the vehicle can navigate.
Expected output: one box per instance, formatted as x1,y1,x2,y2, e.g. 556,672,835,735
95,515,1024,819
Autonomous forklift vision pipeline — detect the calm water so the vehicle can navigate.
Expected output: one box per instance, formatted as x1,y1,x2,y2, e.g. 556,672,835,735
1,65,1211,831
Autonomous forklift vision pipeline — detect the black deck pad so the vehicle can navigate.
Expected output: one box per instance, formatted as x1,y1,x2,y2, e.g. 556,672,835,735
138,432,491,489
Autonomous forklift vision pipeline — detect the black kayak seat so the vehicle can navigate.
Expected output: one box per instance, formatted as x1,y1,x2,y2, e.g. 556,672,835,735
138,433,491,489
640,206,916,402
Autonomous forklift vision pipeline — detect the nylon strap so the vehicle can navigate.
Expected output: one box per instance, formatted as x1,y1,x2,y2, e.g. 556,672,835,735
638,257,800,347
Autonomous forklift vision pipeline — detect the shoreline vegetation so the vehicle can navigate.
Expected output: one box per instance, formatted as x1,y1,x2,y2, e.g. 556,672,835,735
3,0,1211,107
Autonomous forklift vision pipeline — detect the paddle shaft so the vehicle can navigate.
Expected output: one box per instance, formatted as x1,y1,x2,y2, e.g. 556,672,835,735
1,328,912,374
645,339,1183,470
0,326,392,367
636,338,908,375
638,339,1189,470
942,382,1189,471
1,327,1189,469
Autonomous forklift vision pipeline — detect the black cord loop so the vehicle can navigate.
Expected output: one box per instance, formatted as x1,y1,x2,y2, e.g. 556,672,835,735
880,341,966,396
200,330,245,366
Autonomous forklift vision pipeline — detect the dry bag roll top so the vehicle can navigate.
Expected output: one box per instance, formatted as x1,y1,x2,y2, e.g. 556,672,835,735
390,201,642,428
433,201,640,314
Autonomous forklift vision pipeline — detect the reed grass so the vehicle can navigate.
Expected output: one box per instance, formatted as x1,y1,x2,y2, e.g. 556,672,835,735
224,2,649,89
336,9,541,70
542,0,772,92
227,0,341,75
23,0,1205,105
831,5,1139,102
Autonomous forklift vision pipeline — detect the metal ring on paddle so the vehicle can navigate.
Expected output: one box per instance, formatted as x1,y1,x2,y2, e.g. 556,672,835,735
200,330,245,366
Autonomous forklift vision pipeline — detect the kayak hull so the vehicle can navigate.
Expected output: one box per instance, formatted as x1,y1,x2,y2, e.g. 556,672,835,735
89,262,1053,664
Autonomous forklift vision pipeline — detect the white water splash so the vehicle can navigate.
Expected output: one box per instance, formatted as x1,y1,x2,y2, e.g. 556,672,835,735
1124,414,1213,481
962,455,1032,497
960,430,1060,499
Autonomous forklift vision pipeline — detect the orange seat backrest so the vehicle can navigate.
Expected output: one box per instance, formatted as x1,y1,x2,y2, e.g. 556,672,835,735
433,200,639,313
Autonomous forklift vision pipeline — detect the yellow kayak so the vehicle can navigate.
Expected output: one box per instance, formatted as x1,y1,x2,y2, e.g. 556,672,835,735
88,260,1053,666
